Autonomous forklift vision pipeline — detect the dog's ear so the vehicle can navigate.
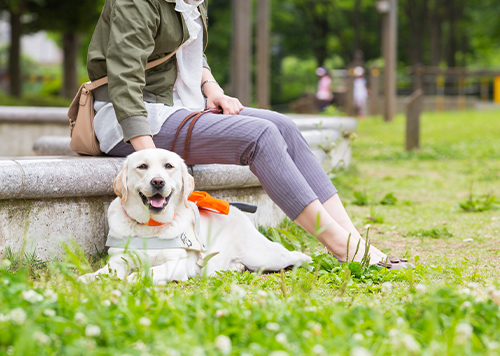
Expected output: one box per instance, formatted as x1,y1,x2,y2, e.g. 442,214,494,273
181,162,195,208
114,161,129,205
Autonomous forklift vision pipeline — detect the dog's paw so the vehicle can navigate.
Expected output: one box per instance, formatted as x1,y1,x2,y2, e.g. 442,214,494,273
77,273,97,284
127,272,140,283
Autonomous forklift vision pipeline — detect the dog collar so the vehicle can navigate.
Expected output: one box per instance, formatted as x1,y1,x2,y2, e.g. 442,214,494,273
108,202,205,251
146,218,168,227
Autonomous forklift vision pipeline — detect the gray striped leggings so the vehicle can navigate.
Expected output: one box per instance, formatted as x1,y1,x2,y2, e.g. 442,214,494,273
107,107,338,220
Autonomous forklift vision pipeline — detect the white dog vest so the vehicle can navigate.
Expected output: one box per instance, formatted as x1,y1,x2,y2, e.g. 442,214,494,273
105,201,206,252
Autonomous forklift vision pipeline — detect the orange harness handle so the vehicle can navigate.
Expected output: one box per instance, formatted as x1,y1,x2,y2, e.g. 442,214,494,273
188,191,230,215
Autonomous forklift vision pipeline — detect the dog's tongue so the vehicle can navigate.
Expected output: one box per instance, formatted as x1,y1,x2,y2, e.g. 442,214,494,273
148,196,166,208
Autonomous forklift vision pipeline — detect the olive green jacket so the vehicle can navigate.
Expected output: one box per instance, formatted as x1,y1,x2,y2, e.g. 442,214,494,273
87,0,209,143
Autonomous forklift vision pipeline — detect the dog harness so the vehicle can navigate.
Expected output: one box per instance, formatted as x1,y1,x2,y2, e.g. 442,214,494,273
105,201,206,252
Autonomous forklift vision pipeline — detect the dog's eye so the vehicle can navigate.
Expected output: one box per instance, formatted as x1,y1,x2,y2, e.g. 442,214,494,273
165,163,174,169
137,164,148,170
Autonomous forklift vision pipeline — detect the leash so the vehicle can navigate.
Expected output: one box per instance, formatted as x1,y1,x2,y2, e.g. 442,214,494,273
171,108,222,160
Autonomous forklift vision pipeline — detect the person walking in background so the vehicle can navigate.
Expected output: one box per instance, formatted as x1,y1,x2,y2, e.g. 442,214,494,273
315,67,334,112
353,66,368,118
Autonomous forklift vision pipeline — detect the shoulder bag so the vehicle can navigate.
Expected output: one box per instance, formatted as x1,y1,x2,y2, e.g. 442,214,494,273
68,48,179,156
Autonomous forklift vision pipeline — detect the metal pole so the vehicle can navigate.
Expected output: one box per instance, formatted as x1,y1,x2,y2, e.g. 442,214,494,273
256,0,270,109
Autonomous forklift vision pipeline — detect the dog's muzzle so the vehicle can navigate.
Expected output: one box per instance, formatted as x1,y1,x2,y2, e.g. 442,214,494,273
139,191,173,213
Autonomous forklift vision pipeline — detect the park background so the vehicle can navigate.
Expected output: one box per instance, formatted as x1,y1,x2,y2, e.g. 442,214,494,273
0,0,499,109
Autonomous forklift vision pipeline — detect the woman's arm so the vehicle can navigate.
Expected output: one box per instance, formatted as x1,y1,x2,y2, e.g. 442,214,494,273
131,68,245,151
202,68,243,115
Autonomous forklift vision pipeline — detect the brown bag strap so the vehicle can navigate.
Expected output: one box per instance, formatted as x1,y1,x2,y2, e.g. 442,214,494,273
84,46,181,91
171,109,222,161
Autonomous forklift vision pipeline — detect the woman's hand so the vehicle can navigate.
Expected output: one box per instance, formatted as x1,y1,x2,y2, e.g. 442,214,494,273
130,135,156,151
206,93,244,115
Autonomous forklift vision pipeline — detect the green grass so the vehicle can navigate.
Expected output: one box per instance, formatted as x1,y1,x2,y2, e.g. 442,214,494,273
1,109,500,355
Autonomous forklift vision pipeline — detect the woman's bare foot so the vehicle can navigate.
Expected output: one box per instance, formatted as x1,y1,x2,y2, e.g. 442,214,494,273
294,200,384,265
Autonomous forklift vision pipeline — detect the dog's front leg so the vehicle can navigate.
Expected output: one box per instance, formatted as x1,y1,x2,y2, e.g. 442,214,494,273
78,250,141,283
127,253,200,284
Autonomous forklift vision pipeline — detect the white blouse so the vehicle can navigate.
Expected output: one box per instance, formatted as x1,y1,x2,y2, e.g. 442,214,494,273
93,7,205,153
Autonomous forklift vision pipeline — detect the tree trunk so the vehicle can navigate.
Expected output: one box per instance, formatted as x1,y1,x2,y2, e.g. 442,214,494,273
353,0,362,52
405,0,427,66
429,13,441,66
445,0,457,67
62,32,81,99
9,10,22,98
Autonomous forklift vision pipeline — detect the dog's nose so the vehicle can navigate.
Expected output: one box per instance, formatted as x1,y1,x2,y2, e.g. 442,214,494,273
150,177,165,189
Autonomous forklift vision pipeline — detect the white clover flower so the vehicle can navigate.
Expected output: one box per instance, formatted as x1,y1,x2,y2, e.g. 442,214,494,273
166,348,180,356
266,322,280,331
1,259,11,268
74,312,87,325
352,333,364,341
302,330,311,338
256,290,268,304
467,282,479,290
0,313,10,322
230,284,246,300
101,300,111,307
333,296,343,303
43,290,58,303
396,317,405,326
304,306,317,312
350,346,372,356
485,286,496,295
401,334,420,353
365,330,374,337
275,333,288,344
9,308,26,325
214,335,231,355
415,284,427,293
43,309,56,317
460,301,472,310
83,338,97,350
312,344,326,355
215,309,227,318
139,317,151,326
22,290,44,303
111,290,122,298
6,346,14,355
192,347,206,356
81,298,89,304
389,329,399,338
487,341,500,350
132,340,148,351
2,279,9,285
455,323,473,339
269,352,289,356
34,331,51,345
491,290,500,306
310,322,322,335
85,325,101,338
459,288,471,296
381,282,393,294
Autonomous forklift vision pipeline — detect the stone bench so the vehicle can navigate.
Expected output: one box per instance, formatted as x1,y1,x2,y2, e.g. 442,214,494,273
0,107,356,259
0,157,284,260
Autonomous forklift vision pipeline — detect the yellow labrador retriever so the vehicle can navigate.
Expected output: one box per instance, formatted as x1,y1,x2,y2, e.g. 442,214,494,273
79,148,312,284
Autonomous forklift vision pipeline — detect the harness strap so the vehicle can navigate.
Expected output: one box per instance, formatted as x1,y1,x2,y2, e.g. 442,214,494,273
106,202,205,251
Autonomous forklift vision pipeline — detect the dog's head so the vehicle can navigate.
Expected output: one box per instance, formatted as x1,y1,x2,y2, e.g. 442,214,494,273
114,149,195,224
